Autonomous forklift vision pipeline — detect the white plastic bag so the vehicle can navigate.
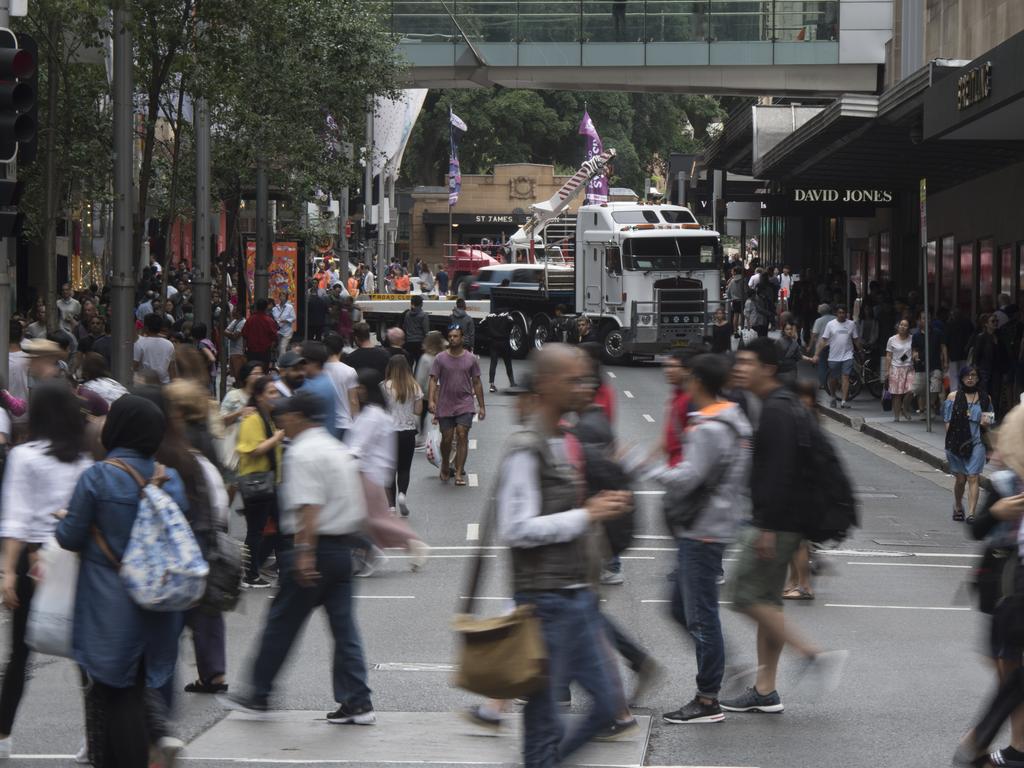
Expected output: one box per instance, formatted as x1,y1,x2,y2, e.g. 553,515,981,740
425,427,442,468
26,539,79,658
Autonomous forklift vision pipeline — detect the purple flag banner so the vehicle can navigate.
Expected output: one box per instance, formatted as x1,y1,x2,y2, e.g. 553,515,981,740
449,109,467,207
578,110,608,204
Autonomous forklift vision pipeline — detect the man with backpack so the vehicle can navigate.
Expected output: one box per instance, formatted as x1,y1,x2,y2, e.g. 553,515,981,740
721,338,850,715
645,353,753,724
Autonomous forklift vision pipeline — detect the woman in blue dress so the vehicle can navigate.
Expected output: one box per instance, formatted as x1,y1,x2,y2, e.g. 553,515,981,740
944,366,993,523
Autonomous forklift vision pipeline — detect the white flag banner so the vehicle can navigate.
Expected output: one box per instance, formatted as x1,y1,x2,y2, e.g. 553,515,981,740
372,89,428,176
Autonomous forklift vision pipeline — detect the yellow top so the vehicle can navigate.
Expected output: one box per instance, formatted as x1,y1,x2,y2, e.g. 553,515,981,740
236,412,282,482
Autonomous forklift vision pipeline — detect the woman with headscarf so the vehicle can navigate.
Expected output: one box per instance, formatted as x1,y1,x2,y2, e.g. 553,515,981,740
944,366,993,523
56,395,189,768
0,383,91,759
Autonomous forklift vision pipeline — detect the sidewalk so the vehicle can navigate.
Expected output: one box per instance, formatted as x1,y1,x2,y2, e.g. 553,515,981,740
812,380,996,483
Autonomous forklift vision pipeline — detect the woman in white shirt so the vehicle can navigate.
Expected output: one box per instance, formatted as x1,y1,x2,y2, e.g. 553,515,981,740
345,369,428,573
0,383,92,756
885,318,915,422
415,331,445,443
383,355,423,518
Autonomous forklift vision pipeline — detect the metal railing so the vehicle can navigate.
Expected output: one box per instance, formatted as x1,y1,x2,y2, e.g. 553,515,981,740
393,1,840,45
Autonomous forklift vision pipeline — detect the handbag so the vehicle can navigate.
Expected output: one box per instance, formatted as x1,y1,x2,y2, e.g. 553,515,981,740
237,470,275,503
881,386,893,412
26,539,79,657
452,494,547,699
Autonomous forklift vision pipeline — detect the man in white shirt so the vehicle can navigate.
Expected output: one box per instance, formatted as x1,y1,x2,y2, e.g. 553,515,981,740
133,313,176,384
56,283,81,333
272,292,296,360
323,333,359,439
814,304,861,409
223,390,373,723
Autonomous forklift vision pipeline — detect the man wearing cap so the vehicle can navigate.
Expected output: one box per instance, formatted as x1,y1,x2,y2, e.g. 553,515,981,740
275,351,306,397
223,390,375,723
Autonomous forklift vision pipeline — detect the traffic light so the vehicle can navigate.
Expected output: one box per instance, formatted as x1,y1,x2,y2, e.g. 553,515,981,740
0,179,23,236
14,33,35,165
364,222,378,240
0,28,35,164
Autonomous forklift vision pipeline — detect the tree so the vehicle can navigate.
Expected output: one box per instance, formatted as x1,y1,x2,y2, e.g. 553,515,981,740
400,88,725,193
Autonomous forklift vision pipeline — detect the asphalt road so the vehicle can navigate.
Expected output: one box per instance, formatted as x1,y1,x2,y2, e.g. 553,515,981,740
0,356,1002,767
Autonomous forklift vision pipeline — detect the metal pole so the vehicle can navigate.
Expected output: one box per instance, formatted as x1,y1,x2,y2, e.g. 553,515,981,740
923,242,932,432
111,6,135,386
192,96,211,329
254,158,269,301
364,100,373,273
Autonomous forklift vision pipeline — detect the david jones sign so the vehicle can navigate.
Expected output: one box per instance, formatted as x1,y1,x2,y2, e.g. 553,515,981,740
792,188,893,203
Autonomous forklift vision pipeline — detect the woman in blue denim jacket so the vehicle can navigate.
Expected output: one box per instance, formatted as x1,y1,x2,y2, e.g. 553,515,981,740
57,395,188,768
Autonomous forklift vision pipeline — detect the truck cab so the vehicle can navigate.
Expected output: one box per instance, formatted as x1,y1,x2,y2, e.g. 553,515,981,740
576,203,722,361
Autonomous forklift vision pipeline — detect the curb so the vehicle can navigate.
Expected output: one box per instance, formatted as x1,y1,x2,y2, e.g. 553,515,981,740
819,403,993,488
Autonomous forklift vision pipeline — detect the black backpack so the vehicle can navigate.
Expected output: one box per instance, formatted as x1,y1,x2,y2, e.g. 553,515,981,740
791,399,859,544
571,410,634,556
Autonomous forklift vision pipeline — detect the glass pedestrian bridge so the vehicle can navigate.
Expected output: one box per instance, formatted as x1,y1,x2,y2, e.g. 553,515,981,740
392,1,887,95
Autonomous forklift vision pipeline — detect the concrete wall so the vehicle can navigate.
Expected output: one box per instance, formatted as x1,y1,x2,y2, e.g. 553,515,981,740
840,0,894,63
924,0,1024,61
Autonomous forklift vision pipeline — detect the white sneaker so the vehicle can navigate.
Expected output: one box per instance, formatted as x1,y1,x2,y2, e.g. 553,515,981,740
74,742,89,764
0,736,11,759
397,492,410,517
157,737,184,768
600,569,624,585
408,539,430,571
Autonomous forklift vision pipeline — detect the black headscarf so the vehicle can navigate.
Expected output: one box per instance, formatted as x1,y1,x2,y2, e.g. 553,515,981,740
101,394,165,456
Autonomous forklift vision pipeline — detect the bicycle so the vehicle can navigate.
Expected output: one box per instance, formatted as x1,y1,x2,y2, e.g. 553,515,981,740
824,346,884,401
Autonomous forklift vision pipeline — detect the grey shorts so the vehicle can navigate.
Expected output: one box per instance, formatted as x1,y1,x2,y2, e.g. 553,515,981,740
438,412,474,432
727,527,804,609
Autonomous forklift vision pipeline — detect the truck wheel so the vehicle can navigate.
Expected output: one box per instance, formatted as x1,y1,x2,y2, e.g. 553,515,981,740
531,316,551,351
509,318,529,359
600,324,631,365
453,275,469,298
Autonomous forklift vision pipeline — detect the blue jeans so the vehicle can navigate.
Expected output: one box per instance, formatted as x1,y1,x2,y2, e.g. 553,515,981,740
250,537,371,708
669,539,727,699
515,589,619,768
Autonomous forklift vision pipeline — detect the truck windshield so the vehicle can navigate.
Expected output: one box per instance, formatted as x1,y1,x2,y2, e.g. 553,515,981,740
623,236,720,271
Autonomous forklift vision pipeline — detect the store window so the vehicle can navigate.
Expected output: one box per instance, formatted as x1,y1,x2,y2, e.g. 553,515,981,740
959,243,976,318
926,241,936,308
979,239,994,311
879,232,891,283
1000,245,1014,298
867,235,877,284
941,236,955,311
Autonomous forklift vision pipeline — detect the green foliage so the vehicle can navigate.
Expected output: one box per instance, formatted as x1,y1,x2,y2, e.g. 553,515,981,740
400,88,724,192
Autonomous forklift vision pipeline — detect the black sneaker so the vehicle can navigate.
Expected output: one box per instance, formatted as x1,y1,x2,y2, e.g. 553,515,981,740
720,686,784,713
461,705,502,732
242,576,271,589
663,696,725,724
326,702,376,725
593,717,640,742
489,384,497,393
218,693,271,719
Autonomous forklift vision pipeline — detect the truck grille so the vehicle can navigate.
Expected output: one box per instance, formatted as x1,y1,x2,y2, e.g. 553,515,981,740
658,288,705,325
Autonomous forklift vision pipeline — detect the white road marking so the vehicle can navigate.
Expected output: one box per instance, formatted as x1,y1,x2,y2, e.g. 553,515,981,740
468,473,479,487
642,414,655,422
641,600,732,605
626,547,676,552
634,534,672,539
387,554,495,559
634,490,666,496
845,561,971,569
371,662,456,672
856,492,899,499
825,603,970,611
606,371,616,379
468,439,477,450
184,760,662,766
619,556,656,560
466,523,479,541
818,549,981,559
354,595,416,600
623,390,634,399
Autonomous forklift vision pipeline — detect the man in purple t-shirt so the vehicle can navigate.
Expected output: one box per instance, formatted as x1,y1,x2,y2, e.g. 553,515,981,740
428,325,486,485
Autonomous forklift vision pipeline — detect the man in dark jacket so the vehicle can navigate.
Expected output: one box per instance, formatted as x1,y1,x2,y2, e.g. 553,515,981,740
448,298,475,351
402,295,431,364
306,283,328,341
485,310,516,392
720,337,847,715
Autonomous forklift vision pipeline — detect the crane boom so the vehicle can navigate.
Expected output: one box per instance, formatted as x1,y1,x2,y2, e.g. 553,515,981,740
508,148,616,251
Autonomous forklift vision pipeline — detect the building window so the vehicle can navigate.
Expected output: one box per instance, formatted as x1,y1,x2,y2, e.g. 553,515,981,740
941,235,955,311
979,239,994,311
959,242,976,319
1000,244,1013,298
879,232,891,282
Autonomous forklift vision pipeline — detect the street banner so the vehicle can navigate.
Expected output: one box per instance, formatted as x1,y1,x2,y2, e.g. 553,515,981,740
372,89,428,177
245,240,298,309
449,109,467,208
578,110,608,204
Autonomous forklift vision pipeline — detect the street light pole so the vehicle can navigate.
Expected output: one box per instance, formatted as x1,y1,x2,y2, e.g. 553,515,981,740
111,6,135,385
254,158,269,301
192,96,211,329
0,2,11,385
